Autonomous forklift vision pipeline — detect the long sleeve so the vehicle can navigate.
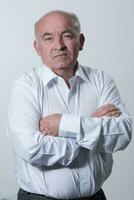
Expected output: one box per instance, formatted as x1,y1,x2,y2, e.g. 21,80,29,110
59,74,132,153
7,80,80,167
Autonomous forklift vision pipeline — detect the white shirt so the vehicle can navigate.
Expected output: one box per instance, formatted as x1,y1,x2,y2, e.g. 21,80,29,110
7,64,132,199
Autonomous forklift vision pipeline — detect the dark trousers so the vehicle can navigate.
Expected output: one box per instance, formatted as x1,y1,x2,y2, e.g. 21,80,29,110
17,188,107,200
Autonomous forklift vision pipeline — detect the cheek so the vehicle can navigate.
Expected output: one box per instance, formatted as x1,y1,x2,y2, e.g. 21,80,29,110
69,41,80,52
71,44,80,56
39,46,51,58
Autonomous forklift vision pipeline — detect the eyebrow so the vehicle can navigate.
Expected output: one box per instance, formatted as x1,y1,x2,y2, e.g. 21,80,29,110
62,29,75,35
41,29,75,39
41,32,53,40
42,29,75,36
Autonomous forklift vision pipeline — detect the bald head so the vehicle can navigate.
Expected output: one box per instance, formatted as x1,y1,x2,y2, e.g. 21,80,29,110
34,10,81,40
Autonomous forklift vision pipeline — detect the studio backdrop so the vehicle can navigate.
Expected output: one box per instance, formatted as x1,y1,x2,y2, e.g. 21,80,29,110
0,0,133,199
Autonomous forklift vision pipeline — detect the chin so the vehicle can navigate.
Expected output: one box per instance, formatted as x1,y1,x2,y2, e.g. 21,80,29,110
53,63,71,69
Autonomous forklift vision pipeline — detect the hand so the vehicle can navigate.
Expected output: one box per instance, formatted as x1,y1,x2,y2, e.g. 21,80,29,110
39,114,62,136
90,104,122,118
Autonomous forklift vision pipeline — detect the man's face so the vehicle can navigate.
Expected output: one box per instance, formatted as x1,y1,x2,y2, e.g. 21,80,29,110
34,13,84,71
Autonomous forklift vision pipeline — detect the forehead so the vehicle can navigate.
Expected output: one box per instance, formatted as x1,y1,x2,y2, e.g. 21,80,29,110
36,13,75,34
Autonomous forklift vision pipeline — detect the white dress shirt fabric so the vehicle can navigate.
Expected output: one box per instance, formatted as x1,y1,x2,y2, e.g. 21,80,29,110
7,64,132,199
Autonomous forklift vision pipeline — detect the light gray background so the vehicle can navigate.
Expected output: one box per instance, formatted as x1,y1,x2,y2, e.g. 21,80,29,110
0,0,133,199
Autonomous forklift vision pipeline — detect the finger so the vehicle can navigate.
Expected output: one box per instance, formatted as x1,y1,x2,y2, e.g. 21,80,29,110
41,130,48,135
115,113,122,117
98,106,119,116
40,125,46,132
40,119,49,132
39,119,42,131
91,107,120,117
39,119,44,131
94,104,117,114
99,105,119,112
40,125,49,133
39,125,43,132
97,104,114,111
106,111,122,117
90,104,120,117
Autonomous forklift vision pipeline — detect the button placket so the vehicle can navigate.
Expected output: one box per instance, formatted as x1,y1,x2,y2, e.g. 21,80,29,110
56,78,70,113
68,77,79,115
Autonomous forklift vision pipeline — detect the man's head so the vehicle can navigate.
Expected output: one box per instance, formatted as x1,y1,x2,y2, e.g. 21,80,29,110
34,10,85,73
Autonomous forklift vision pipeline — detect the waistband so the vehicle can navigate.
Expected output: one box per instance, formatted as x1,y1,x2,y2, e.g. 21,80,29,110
18,188,106,200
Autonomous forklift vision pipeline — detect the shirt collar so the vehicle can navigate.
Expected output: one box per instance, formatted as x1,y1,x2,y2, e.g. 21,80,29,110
75,63,89,83
41,63,88,87
42,64,58,86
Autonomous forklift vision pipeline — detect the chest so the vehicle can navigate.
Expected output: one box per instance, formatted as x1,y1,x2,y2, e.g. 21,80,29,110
38,81,99,117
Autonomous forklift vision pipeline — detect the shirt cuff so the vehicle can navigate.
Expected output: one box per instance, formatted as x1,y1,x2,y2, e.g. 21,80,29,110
59,114,80,138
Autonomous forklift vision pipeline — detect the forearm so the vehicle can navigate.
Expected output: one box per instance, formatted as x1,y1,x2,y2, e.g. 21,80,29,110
8,126,80,166
59,111,132,153
58,73,133,153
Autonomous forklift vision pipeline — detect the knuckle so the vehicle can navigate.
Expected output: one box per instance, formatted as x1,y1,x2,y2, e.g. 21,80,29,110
106,104,113,108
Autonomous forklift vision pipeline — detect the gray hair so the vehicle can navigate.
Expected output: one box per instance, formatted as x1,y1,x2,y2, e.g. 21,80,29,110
35,10,81,37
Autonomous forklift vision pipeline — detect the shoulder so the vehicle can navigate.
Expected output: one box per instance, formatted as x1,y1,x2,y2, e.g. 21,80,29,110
81,65,114,86
9,66,43,98
13,66,42,89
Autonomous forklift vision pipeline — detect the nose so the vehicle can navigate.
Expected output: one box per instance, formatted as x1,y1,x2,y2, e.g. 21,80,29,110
53,37,66,51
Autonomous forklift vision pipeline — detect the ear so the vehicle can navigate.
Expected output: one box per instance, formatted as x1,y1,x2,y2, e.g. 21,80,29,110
79,33,85,51
34,40,40,56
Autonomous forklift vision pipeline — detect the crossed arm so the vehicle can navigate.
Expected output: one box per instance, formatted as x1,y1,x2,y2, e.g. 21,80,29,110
40,104,122,136
7,77,132,167
39,102,131,153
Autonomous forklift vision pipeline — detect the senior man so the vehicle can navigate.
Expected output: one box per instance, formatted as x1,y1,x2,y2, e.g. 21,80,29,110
7,10,132,200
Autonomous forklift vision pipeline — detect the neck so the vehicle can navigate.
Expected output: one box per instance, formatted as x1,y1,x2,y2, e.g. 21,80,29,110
52,63,77,82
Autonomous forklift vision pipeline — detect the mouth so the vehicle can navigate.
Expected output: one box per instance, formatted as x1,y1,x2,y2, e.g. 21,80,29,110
53,54,68,58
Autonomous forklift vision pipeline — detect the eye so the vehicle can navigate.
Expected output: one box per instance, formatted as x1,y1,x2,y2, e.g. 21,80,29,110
63,33,74,39
42,36,53,42
45,37,53,41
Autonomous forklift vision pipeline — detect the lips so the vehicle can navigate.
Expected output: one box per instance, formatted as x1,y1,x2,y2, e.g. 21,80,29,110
51,50,69,58
53,53,68,58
